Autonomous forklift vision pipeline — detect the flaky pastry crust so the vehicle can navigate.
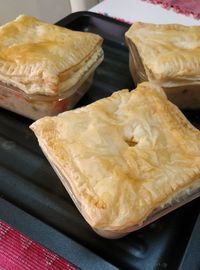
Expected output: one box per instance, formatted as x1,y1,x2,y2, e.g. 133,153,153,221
0,15,103,95
30,82,200,235
125,22,200,86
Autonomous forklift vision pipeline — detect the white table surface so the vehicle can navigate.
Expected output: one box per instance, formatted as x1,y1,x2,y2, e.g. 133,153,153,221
90,0,200,25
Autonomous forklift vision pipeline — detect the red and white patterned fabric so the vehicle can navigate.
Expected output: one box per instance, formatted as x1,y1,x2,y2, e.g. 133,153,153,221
0,220,79,270
144,0,172,9
171,0,200,19
146,0,200,19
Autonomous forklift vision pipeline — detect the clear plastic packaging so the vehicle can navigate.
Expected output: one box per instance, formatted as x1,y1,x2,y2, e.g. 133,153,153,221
126,37,200,109
0,55,103,120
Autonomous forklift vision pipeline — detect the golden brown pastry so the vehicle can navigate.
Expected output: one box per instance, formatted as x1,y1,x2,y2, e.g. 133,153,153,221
0,15,103,96
125,22,200,108
30,82,200,238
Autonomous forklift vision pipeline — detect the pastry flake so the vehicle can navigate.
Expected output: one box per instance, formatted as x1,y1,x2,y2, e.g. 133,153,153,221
30,82,200,237
0,15,103,96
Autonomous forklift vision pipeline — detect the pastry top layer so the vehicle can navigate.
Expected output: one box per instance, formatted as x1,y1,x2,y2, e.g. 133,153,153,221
30,82,200,231
125,22,200,85
0,15,103,95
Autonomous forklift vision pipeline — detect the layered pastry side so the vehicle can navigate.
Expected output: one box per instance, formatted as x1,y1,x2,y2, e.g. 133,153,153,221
30,82,200,238
125,22,200,109
0,15,103,119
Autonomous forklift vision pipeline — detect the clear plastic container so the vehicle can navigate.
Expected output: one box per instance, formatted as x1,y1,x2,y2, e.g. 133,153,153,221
0,55,103,120
126,37,200,109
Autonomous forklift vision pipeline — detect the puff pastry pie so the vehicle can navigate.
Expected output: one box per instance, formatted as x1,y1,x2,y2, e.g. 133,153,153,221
30,82,200,238
125,22,200,108
0,15,103,96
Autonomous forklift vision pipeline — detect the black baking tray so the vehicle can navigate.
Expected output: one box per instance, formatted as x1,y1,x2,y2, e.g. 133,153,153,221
0,11,200,270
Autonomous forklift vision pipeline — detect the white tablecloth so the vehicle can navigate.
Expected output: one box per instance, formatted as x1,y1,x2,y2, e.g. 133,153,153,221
90,0,199,25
